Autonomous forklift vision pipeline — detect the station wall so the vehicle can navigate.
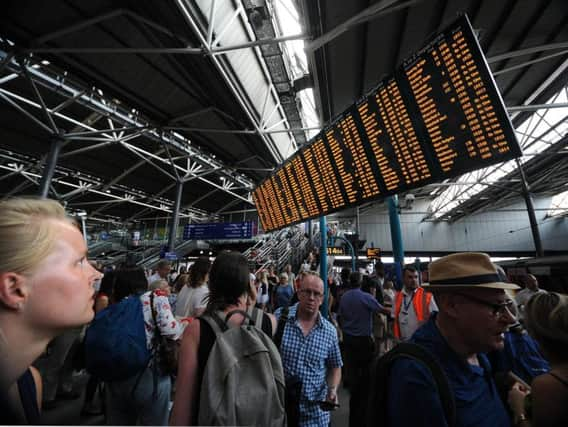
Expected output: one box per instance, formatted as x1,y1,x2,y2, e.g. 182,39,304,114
358,197,568,253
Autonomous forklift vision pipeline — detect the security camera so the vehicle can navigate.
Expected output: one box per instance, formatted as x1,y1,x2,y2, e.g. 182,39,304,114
404,193,415,208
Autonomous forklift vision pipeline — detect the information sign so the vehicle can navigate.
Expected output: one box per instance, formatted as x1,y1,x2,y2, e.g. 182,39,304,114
253,15,521,232
327,247,346,256
183,221,255,240
366,248,381,260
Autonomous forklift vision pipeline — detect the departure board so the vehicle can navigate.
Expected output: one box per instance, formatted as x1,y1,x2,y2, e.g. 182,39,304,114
253,15,521,232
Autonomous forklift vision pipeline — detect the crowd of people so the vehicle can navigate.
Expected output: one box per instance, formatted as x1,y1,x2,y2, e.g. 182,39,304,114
1,197,567,426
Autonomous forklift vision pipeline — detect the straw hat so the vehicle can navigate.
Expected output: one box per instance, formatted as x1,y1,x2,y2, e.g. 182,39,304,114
423,252,520,290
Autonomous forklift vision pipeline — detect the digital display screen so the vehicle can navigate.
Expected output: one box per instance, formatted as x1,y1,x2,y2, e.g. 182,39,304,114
327,247,346,256
366,248,381,260
253,15,521,232
183,221,255,240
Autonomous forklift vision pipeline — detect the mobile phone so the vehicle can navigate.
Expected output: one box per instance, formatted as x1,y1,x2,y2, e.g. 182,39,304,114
316,401,340,411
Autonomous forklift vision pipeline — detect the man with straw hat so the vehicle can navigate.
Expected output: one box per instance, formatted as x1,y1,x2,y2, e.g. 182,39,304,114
386,252,519,427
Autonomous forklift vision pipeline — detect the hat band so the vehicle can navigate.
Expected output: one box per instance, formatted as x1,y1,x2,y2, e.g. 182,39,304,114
430,273,502,285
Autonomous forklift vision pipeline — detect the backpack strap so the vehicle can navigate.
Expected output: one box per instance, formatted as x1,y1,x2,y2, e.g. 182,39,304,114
247,306,264,330
274,305,290,350
367,342,456,427
202,309,254,338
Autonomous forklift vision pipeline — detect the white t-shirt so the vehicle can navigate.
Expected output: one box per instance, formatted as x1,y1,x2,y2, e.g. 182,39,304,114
175,285,209,318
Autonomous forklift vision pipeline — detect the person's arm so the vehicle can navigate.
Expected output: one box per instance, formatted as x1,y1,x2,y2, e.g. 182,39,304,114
366,293,390,315
170,320,201,425
325,367,341,404
154,293,183,340
388,358,449,427
429,296,439,313
29,366,42,412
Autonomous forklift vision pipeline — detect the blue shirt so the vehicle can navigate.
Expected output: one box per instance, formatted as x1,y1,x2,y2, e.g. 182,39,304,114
338,288,382,336
387,313,511,427
275,303,343,427
274,284,294,310
488,329,550,384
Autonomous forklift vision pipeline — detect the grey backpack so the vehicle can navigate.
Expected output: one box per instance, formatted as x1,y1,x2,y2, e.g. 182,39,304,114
199,308,287,426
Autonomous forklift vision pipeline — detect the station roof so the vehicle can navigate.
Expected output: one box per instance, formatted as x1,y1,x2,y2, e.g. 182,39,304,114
1,0,567,229
300,0,568,221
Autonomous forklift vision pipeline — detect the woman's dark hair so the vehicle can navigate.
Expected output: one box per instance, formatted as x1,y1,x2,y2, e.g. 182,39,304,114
112,266,148,302
206,251,249,312
174,273,190,293
349,271,362,288
190,256,211,288
340,267,351,285
98,271,115,298
361,275,375,293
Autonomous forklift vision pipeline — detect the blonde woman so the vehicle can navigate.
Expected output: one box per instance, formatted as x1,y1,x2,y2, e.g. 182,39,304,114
508,292,568,426
0,198,101,424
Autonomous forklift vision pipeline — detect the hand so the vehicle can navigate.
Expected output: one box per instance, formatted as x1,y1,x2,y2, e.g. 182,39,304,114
326,385,338,405
508,382,530,421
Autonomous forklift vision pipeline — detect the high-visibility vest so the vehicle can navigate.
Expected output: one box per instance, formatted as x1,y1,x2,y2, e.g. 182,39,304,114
393,287,432,339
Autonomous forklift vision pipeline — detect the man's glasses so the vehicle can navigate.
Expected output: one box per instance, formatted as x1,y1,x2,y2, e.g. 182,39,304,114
299,289,324,298
455,292,515,317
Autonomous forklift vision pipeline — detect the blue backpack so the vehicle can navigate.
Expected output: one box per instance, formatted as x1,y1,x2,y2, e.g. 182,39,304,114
85,295,150,382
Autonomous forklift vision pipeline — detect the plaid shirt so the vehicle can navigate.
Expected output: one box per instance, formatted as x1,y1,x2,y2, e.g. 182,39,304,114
276,303,343,427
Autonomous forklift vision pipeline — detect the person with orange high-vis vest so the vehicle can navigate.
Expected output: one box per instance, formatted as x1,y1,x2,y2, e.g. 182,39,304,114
393,266,437,340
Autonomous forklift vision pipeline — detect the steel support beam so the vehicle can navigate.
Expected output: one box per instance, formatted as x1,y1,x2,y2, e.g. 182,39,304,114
168,181,184,252
24,34,308,56
307,0,418,53
487,42,568,64
38,138,64,198
387,196,404,290
507,103,568,112
319,216,329,319
516,159,544,257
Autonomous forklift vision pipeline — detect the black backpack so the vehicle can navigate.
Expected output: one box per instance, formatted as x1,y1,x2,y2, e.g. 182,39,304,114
366,342,456,427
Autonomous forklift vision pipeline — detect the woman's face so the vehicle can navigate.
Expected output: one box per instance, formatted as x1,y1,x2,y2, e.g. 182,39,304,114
24,220,101,333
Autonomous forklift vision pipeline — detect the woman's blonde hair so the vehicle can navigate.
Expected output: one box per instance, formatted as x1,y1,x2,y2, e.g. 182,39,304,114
0,197,72,275
525,292,568,357
148,279,169,292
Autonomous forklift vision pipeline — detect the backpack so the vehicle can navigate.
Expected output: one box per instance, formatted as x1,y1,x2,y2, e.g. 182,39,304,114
366,342,456,427
84,295,150,382
198,308,286,426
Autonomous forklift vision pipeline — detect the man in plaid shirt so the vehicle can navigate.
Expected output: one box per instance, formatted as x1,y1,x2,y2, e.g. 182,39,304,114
276,272,343,427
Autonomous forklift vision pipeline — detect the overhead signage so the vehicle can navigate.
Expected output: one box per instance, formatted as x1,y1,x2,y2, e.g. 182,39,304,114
183,221,255,240
366,248,381,259
253,14,521,232
327,247,346,256
164,251,178,261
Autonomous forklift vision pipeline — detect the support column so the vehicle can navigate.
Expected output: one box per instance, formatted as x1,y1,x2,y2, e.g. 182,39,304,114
38,137,63,198
79,215,87,243
319,216,329,319
516,159,544,257
387,196,404,290
167,180,184,253
355,206,360,235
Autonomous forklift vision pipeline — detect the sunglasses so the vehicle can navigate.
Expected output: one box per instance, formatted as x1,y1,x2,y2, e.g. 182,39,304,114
454,292,515,317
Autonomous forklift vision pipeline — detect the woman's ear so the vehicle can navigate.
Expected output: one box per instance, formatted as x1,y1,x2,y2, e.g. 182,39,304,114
0,272,28,311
